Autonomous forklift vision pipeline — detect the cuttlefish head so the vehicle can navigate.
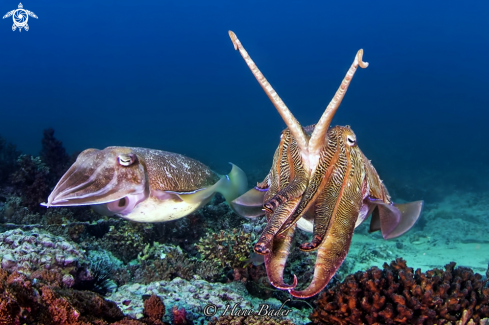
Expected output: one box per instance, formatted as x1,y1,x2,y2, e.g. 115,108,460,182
43,147,149,215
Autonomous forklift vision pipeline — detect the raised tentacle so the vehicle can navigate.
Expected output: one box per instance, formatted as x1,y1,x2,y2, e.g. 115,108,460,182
265,224,298,290
228,31,309,156
308,50,368,163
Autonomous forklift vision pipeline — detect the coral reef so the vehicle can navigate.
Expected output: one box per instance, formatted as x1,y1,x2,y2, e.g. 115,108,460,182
143,295,168,325
107,277,311,324
0,267,125,324
172,306,190,325
92,221,156,263
40,128,71,186
0,196,41,225
9,154,50,212
0,267,179,324
133,244,198,283
309,258,489,325
196,228,254,268
0,228,89,288
81,250,121,295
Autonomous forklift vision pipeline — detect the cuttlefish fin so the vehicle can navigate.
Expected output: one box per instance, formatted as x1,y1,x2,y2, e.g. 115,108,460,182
170,163,248,205
369,200,423,239
230,187,267,218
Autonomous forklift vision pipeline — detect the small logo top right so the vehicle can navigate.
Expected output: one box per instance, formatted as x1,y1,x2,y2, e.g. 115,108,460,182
3,3,38,32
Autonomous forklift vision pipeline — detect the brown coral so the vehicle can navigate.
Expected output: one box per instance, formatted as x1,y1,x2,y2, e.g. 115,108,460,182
0,266,126,324
133,246,197,283
310,258,489,325
196,228,253,268
143,295,165,323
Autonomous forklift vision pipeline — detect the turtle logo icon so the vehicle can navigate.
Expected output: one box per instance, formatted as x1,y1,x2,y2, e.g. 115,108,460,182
3,3,37,32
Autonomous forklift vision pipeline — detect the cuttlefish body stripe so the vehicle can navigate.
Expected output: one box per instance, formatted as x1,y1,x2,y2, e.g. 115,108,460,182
276,127,338,236
254,129,308,254
44,146,247,223
290,128,366,298
265,129,307,211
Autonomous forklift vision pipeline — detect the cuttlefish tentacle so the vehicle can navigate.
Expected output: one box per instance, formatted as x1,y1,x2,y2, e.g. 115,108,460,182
228,31,309,157
290,131,366,298
289,189,359,298
254,129,308,254
277,126,340,237
254,197,301,255
265,223,298,289
275,50,368,234
308,50,368,160
300,127,364,252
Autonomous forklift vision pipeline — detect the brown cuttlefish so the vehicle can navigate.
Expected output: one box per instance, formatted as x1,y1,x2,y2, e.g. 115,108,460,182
229,31,423,298
43,147,247,222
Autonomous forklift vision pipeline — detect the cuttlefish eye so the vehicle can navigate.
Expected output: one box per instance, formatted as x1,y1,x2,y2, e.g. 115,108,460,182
346,134,356,146
118,153,137,166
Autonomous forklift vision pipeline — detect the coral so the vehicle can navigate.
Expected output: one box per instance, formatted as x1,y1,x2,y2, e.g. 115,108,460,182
0,195,41,225
195,260,222,282
0,266,185,325
232,264,277,300
40,128,71,186
309,258,489,325
133,245,197,283
94,221,155,263
9,154,50,212
196,228,254,269
172,306,190,325
0,266,128,324
200,198,246,232
0,135,20,184
209,315,297,324
107,277,311,324
80,250,121,295
143,295,165,323
0,228,89,288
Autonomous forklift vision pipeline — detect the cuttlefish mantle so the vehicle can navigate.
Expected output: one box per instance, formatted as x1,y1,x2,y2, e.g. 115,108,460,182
42,146,247,222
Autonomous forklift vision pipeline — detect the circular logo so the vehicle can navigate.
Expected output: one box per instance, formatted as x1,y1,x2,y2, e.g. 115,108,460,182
13,9,28,27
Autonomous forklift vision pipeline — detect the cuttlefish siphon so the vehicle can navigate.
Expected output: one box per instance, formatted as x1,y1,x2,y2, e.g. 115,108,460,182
42,147,248,222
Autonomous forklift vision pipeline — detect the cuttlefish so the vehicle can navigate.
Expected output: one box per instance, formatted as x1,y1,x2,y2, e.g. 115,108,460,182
42,147,248,222
229,31,423,298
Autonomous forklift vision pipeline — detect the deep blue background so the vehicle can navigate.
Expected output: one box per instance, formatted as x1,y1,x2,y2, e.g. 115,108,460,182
1,0,488,197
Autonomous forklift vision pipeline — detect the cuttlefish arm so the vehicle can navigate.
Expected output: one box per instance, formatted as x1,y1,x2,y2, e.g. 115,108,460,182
42,146,247,222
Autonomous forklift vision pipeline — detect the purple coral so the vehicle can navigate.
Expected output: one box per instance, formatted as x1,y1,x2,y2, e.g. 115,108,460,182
0,228,89,287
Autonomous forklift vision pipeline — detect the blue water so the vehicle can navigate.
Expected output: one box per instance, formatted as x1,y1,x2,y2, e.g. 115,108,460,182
1,0,489,194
